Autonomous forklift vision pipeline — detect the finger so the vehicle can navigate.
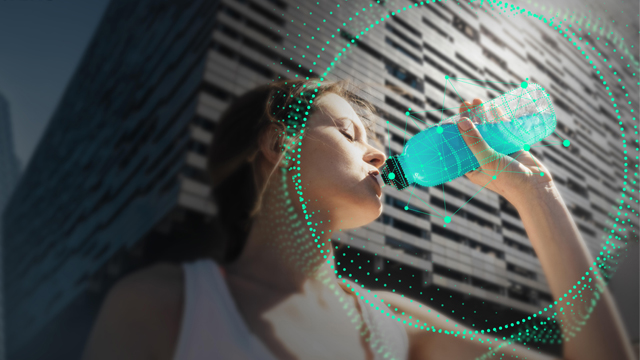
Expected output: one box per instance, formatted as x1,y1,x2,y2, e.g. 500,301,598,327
471,98,484,107
456,117,499,169
495,106,510,121
511,149,540,168
471,98,487,123
489,103,510,122
459,101,473,116
488,104,504,123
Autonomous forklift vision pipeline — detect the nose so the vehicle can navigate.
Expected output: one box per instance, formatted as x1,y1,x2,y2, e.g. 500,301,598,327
364,144,387,169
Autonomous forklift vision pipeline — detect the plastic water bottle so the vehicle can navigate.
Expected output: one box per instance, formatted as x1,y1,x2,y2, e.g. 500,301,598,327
375,82,556,190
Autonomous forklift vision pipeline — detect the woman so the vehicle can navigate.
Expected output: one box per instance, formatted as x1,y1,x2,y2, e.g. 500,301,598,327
82,79,635,360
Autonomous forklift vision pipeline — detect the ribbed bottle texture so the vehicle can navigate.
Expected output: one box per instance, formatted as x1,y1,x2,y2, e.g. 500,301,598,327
381,83,556,190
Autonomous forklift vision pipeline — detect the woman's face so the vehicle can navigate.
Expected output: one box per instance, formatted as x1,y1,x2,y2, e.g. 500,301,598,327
294,93,387,229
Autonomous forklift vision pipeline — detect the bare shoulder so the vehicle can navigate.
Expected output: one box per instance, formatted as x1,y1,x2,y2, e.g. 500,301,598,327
82,263,185,360
368,290,441,335
114,262,184,302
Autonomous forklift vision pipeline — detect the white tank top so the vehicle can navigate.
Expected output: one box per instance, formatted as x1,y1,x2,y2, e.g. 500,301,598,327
172,259,409,360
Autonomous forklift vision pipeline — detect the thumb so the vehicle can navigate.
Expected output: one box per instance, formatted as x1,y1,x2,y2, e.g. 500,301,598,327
456,117,500,168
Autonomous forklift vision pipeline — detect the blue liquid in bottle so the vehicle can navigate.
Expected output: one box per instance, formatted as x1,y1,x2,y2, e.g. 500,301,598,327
380,83,556,189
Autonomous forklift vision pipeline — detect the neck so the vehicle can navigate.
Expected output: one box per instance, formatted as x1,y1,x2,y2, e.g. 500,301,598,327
222,172,341,297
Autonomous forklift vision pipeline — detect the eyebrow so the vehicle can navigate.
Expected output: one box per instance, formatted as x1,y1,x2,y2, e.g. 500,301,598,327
335,117,369,143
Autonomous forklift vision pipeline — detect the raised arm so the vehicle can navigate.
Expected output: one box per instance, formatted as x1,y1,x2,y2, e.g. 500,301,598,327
511,181,635,360
454,99,635,360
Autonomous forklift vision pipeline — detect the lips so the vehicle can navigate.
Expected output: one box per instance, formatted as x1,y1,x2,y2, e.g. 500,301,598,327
368,173,382,197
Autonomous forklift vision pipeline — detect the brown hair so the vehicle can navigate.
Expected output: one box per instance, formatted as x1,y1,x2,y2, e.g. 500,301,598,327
208,78,379,264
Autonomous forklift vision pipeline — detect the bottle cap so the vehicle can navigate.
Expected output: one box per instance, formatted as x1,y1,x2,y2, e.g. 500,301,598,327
380,156,410,190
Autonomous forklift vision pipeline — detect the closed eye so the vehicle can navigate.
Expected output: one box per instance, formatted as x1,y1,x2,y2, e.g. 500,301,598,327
340,130,355,142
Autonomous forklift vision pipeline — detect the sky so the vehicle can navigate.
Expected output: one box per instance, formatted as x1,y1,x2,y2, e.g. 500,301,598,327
0,0,110,169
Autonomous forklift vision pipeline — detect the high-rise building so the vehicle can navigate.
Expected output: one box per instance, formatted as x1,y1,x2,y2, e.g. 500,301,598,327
3,2,222,358
3,0,636,359
0,92,20,213
0,90,21,360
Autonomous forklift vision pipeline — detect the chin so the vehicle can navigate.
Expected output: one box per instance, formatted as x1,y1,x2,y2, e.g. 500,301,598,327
363,193,384,219
342,198,383,229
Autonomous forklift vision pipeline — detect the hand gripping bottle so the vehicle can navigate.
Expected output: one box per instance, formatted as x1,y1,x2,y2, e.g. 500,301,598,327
375,82,556,190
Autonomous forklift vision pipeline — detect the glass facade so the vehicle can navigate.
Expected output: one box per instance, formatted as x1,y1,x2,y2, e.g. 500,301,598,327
2,1,220,358
0,91,20,360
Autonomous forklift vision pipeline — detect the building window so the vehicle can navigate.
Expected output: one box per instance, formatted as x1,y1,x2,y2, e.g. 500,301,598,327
393,16,421,37
507,281,536,304
433,264,468,282
431,226,504,259
385,96,425,122
452,15,478,41
385,62,424,92
386,195,427,219
385,81,425,108
385,24,421,50
381,214,427,239
385,37,423,65
470,276,503,294
507,263,537,280
385,236,430,260
504,237,537,257
502,221,527,237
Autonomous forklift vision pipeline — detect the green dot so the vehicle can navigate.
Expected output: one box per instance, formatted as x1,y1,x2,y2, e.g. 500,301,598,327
521,81,528,89
388,172,396,180
405,111,410,116
492,175,497,180
563,139,570,147
436,127,444,134
444,216,452,223
445,75,449,79
523,144,530,151
404,206,409,210
540,172,544,176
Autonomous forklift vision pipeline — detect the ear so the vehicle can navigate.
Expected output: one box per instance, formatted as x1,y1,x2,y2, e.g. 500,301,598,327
258,122,285,166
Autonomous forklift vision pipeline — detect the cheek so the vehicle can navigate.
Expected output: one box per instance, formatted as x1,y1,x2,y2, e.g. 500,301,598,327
291,131,364,195
296,138,358,196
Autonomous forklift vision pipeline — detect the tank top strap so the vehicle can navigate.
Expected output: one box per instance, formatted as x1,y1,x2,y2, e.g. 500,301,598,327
173,258,279,360
355,288,410,360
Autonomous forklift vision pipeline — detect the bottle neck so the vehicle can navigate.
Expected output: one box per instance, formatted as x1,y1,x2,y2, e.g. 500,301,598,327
380,155,410,190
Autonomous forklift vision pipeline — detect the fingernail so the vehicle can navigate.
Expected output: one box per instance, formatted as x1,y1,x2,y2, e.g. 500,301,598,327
459,118,472,131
